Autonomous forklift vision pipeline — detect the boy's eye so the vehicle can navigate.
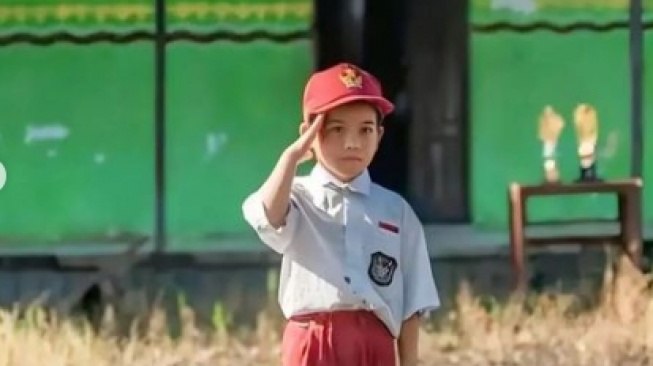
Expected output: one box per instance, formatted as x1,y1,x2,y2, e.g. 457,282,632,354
331,126,343,133
362,127,374,133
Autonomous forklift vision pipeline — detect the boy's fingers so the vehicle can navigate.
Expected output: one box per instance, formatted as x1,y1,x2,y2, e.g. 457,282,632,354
289,114,324,161
299,114,324,143
313,113,325,127
305,114,324,137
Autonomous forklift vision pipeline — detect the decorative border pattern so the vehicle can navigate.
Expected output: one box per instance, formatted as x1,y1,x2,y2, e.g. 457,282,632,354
472,21,653,33
0,2,312,25
529,0,629,9
472,0,632,11
0,30,312,45
167,2,311,21
0,5,153,24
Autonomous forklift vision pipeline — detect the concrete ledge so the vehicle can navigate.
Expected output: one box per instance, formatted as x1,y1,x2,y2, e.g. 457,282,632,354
0,223,649,264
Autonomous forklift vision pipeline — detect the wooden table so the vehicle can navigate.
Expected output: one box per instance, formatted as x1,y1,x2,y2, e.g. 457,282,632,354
508,178,643,291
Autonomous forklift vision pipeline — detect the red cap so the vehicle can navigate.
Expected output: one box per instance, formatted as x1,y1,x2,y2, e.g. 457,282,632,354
302,63,394,122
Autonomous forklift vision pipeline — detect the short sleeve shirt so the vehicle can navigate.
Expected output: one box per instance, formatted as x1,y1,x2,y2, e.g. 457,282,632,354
242,163,440,338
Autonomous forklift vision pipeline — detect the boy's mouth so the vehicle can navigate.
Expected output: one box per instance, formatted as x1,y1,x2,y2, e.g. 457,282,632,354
340,156,363,162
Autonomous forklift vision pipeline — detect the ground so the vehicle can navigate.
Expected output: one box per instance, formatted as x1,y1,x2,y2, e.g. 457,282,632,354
1,253,653,365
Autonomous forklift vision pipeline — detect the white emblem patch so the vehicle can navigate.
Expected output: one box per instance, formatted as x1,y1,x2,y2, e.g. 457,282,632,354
368,251,397,287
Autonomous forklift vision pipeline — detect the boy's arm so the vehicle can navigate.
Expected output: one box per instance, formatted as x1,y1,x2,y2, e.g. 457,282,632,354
399,200,441,364
256,114,324,226
241,115,324,253
256,150,303,229
398,313,420,366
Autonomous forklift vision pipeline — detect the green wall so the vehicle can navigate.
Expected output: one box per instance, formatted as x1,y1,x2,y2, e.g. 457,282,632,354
0,0,313,251
166,0,311,33
165,41,312,250
163,0,313,250
470,1,652,229
0,0,649,251
0,44,155,244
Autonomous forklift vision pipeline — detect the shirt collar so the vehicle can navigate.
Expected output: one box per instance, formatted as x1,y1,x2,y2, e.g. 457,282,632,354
309,163,371,196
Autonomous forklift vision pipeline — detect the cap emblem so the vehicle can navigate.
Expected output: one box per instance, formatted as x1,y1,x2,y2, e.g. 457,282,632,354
339,65,363,89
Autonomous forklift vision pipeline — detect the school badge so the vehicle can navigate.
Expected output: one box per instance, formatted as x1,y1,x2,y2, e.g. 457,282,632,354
368,251,397,287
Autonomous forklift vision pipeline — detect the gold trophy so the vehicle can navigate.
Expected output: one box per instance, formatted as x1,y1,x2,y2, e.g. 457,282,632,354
538,106,565,183
574,103,601,182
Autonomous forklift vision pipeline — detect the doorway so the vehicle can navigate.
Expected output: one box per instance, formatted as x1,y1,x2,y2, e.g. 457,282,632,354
312,0,408,195
404,0,470,223
312,0,470,223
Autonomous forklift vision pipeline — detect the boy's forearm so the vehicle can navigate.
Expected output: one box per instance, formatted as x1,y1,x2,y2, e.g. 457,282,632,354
400,357,418,366
398,314,420,366
258,150,300,228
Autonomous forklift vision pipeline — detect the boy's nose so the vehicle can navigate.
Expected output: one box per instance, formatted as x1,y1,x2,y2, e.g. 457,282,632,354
344,134,361,150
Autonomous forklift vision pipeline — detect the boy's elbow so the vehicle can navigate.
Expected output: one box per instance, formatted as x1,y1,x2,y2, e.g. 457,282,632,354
261,201,289,230
241,191,274,231
241,192,299,254
241,192,260,226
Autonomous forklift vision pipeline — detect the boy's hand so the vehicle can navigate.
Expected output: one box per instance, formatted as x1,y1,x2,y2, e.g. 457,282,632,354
285,114,324,164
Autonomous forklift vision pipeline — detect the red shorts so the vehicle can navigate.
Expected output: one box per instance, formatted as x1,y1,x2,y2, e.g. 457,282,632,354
282,310,397,366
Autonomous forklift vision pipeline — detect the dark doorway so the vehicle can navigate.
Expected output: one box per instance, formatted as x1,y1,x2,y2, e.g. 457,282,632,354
362,0,409,197
404,0,470,223
312,0,366,69
312,0,469,223
312,0,408,196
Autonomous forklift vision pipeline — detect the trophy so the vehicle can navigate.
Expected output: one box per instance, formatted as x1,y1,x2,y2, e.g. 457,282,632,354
574,103,601,182
538,106,565,184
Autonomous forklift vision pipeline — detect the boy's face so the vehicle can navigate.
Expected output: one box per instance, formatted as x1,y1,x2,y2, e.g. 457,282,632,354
310,101,384,182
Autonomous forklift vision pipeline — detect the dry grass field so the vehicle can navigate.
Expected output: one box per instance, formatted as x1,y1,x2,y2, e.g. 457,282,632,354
1,254,653,365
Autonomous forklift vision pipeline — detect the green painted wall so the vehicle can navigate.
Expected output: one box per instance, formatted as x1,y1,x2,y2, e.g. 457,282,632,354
0,44,155,244
470,1,652,229
0,0,649,251
165,41,312,251
0,0,313,251
162,0,314,251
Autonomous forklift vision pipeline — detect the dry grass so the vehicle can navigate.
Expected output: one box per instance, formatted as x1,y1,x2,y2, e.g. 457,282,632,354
2,254,653,365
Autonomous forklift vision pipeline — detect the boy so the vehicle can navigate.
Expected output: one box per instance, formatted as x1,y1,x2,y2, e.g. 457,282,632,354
242,63,440,366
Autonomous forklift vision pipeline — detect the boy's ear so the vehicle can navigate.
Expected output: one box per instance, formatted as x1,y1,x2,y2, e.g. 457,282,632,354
378,125,385,142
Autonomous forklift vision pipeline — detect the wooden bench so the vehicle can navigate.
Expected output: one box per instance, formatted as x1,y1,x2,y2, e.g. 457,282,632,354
508,178,644,291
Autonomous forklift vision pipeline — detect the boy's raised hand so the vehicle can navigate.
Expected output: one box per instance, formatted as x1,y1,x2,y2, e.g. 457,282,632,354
286,114,324,165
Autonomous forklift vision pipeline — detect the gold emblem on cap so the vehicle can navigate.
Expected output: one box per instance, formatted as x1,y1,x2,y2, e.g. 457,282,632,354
339,65,363,89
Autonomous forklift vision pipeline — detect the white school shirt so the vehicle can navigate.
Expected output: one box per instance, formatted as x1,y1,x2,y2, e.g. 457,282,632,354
242,163,440,338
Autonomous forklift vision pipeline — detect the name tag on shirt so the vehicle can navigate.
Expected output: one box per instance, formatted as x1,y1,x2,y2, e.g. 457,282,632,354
378,221,399,234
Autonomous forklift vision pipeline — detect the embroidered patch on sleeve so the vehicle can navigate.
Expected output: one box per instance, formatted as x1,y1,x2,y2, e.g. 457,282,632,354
368,251,398,287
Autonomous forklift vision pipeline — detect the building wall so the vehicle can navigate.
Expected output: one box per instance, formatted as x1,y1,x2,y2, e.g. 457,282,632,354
0,0,650,254
0,0,314,251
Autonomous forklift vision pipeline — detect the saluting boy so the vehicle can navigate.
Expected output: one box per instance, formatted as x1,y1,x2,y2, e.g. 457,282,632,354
242,63,440,366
